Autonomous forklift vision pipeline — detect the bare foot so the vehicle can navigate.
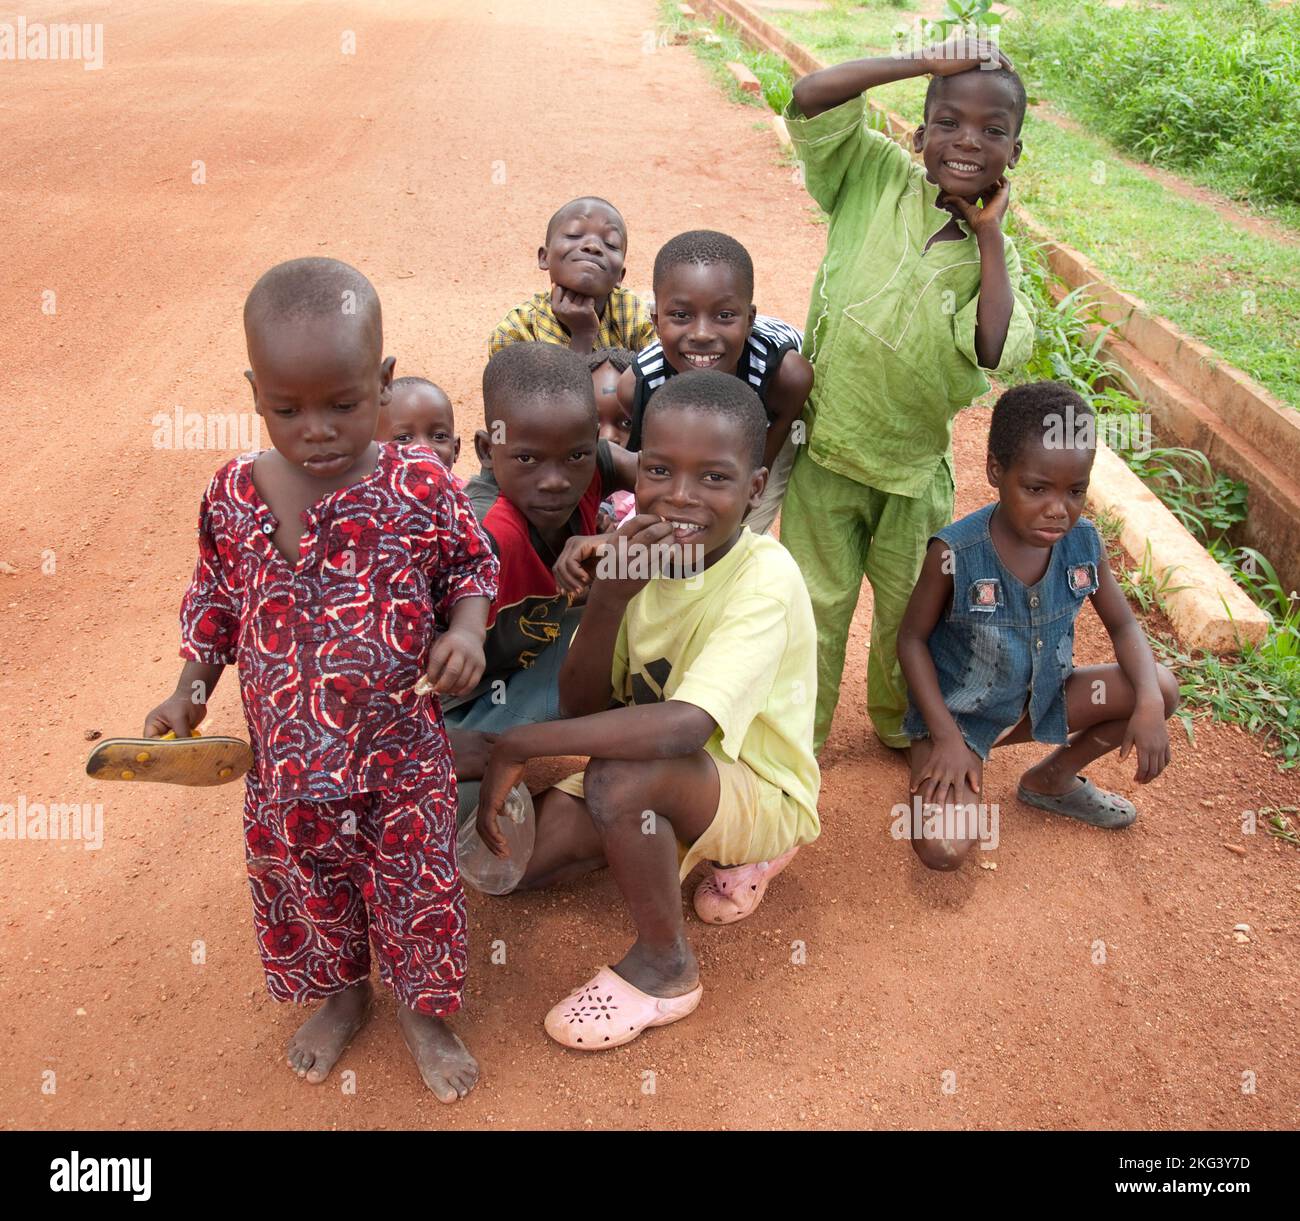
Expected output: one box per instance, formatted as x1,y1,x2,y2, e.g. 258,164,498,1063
395,1004,479,1103
612,936,699,999
286,979,372,1084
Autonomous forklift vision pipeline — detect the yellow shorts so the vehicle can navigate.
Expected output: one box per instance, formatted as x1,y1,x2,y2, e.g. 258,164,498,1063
552,752,814,883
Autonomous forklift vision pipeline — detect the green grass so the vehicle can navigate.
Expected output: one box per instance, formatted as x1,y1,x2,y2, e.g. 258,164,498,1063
676,0,1300,769
1003,0,1300,215
756,3,1300,409
660,3,796,112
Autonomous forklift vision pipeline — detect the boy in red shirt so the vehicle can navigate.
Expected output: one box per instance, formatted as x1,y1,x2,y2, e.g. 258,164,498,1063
444,343,636,818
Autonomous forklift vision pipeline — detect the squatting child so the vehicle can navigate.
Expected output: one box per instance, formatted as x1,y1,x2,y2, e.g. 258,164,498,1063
476,370,821,1050
897,382,1179,870
144,258,499,1102
442,342,636,819
780,40,1036,753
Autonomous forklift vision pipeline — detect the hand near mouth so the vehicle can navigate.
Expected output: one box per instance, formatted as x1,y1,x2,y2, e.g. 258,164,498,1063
552,530,617,597
939,176,1010,237
550,284,601,351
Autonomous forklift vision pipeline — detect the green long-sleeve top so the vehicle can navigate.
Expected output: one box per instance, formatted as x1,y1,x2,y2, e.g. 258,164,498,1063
784,94,1035,497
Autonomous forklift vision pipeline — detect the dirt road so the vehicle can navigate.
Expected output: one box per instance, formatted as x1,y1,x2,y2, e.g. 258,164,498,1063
2,0,1296,1130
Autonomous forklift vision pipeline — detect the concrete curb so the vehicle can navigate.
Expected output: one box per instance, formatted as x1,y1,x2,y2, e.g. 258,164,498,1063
686,0,1282,652
1088,445,1269,650
1015,212,1300,594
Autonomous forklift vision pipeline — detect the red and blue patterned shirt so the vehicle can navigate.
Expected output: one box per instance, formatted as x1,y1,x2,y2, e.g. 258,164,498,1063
179,444,499,802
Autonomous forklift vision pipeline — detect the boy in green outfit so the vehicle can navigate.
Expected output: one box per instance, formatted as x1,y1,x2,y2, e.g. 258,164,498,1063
781,39,1035,753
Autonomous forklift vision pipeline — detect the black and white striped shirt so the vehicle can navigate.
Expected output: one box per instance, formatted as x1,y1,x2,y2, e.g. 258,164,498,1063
627,314,803,452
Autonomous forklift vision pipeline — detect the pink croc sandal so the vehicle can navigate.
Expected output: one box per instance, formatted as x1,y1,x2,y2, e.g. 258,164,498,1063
544,966,703,1052
693,846,799,925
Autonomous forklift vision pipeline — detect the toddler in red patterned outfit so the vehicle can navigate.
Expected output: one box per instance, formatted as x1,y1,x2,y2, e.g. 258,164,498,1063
144,258,498,1103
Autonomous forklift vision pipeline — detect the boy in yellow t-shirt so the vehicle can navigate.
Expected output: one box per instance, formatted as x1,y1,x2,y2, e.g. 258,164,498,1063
476,370,820,1051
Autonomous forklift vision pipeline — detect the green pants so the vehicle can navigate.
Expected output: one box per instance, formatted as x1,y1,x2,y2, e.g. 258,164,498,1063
780,448,954,753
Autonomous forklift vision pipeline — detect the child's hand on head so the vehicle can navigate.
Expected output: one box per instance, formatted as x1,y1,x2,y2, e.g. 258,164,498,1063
142,692,206,739
1120,702,1172,784
911,734,982,809
919,38,1012,77
422,626,486,698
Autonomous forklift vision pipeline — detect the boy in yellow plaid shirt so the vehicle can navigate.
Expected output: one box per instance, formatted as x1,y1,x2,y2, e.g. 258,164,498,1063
488,196,655,358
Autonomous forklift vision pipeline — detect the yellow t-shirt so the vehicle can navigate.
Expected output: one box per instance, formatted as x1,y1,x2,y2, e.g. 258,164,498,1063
611,528,821,852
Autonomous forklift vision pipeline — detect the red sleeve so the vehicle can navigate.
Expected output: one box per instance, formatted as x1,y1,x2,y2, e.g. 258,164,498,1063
178,470,241,664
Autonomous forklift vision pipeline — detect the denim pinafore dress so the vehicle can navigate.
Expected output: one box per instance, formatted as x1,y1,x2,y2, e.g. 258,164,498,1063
902,502,1104,758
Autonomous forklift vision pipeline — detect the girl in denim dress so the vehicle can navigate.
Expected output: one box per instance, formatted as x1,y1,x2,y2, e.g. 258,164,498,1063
897,382,1179,871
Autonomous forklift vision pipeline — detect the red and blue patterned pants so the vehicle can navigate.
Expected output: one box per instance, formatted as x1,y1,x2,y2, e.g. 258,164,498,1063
243,777,466,1016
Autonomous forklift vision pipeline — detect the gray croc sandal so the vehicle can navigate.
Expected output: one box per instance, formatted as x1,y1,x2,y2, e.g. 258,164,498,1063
1016,775,1137,829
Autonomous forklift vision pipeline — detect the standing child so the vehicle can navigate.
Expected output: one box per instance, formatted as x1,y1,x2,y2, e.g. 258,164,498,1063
488,196,655,357
781,41,1036,753
476,371,820,1050
143,258,499,1101
898,383,1179,870
618,230,812,535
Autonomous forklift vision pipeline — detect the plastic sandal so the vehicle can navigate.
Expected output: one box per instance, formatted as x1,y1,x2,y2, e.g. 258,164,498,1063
692,846,799,925
544,966,703,1051
86,731,253,787
1016,775,1137,829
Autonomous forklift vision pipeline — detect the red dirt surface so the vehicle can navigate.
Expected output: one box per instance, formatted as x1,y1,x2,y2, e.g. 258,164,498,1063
1,0,1296,1130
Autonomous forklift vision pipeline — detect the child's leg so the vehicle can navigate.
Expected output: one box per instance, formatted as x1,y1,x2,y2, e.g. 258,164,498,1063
516,786,607,890
244,789,374,1084
563,752,721,996
778,449,873,752
906,738,983,871
444,607,583,826
1017,663,1180,801
357,783,478,1102
863,464,954,750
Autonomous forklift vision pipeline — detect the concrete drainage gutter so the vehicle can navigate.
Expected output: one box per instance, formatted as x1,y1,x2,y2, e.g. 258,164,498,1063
691,0,1278,651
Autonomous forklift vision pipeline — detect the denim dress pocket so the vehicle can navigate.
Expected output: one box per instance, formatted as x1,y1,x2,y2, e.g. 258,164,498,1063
948,621,1010,714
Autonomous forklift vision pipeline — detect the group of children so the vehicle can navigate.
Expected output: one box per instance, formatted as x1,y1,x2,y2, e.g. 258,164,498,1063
143,41,1177,1101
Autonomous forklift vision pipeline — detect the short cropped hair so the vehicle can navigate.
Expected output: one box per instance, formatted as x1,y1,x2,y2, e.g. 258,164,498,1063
244,257,382,356
391,376,446,394
988,381,1093,468
644,369,767,469
653,230,754,300
544,196,627,244
586,347,637,375
481,342,596,427
924,64,1027,135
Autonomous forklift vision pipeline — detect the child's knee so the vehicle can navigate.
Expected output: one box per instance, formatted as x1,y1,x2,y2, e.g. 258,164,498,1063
1156,663,1180,717
911,833,977,872
582,758,641,827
